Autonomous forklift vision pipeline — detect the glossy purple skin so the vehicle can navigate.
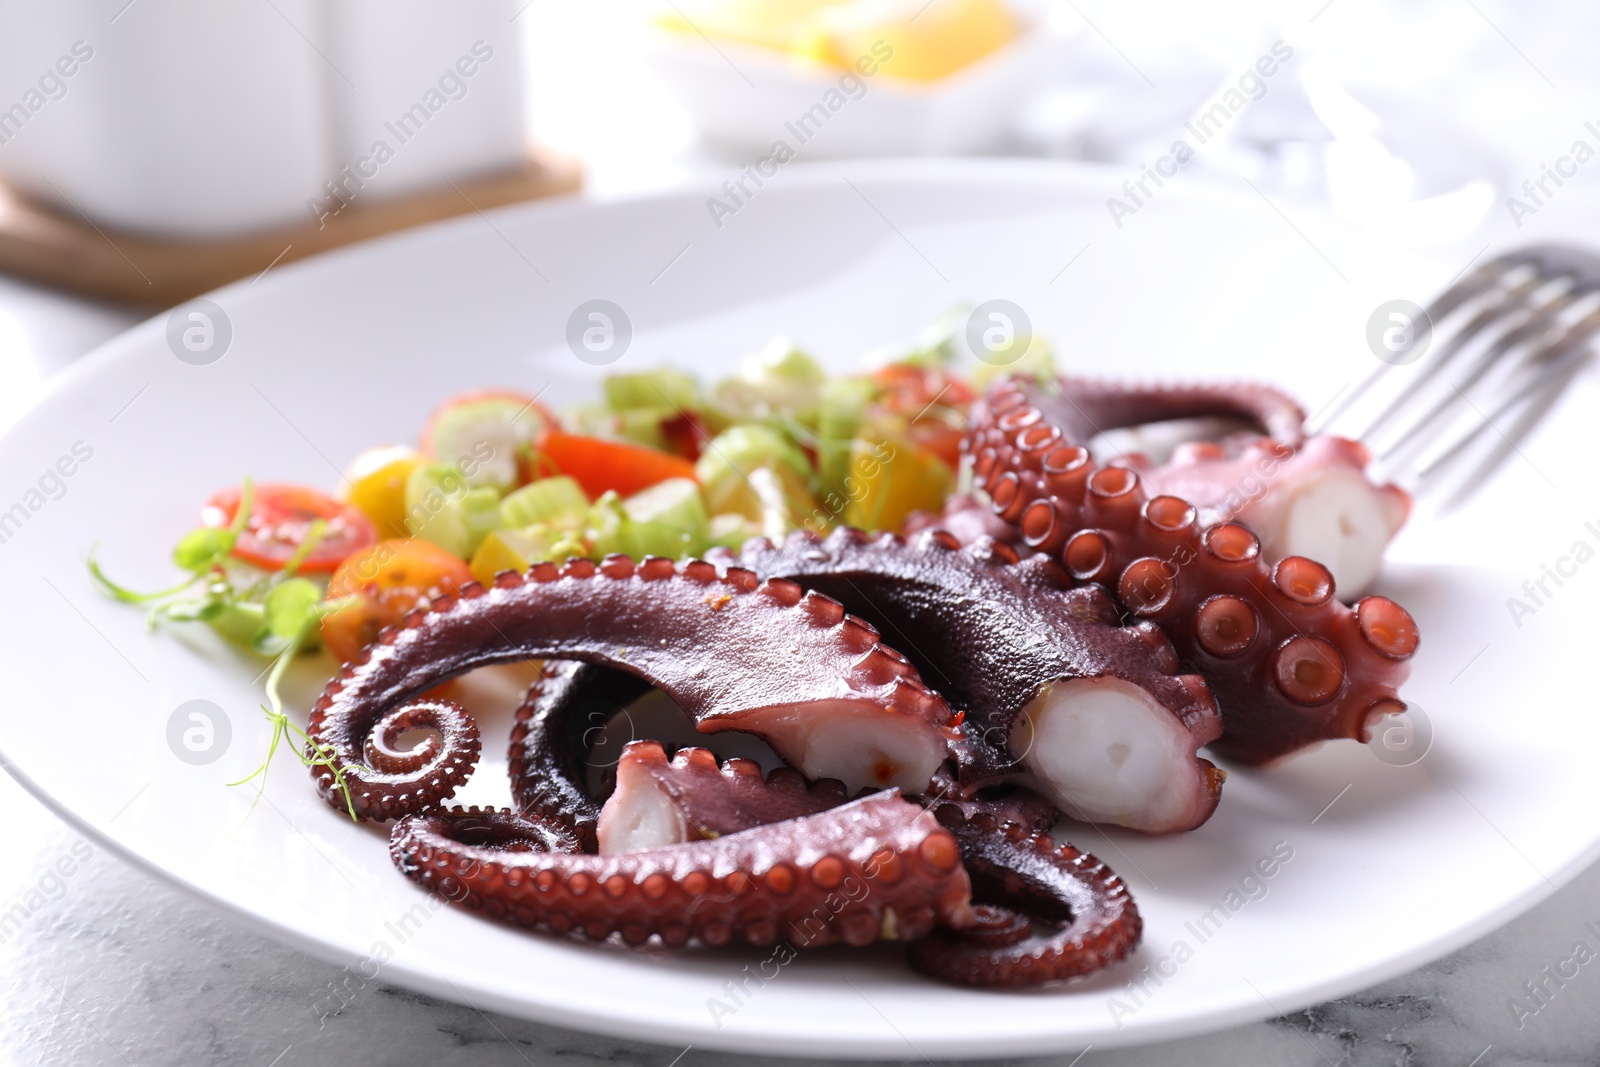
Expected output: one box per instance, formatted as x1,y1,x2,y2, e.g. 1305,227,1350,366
969,377,1421,765
510,661,651,851
511,668,1060,850
604,741,850,841
307,555,950,821
712,527,1221,800
389,793,974,950
907,805,1142,987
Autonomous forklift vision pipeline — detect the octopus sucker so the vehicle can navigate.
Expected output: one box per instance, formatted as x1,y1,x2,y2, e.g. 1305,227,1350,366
905,805,1142,987
968,378,1419,765
307,559,955,820
1124,433,1411,598
389,793,976,950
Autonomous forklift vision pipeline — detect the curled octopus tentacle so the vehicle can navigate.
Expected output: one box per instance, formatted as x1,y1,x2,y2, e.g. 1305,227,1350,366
712,527,1224,834
906,805,1142,987
511,672,1060,851
968,378,1420,765
506,529,1216,834
389,792,975,950
1125,433,1411,599
509,661,651,850
307,555,953,821
1051,375,1308,446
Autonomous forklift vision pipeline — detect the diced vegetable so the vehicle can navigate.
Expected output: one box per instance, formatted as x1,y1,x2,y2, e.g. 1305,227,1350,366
421,389,552,493
695,424,813,516
562,403,676,452
587,492,701,560
623,477,709,545
499,476,590,530
404,463,503,559
706,338,827,426
322,538,473,663
604,368,699,412
540,429,699,499
841,437,952,534
470,525,585,585
202,483,376,574
708,512,761,549
746,466,818,540
342,445,423,540
816,377,876,496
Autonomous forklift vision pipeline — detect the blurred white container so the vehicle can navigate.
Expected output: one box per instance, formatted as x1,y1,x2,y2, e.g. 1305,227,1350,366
321,1,527,204
0,0,526,238
641,13,1071,157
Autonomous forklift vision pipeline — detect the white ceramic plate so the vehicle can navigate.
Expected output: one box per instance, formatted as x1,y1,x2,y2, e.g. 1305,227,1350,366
1,160,1595,1059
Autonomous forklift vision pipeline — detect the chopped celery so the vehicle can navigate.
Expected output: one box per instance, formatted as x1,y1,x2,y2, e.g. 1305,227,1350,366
500,475,589,530
816,377,876,497
587,492,699,560
562,403,674,451
708,513,760,549
840,436,952,535
706,338,827,426
696,424,812,516
604,368,698,412
470,525,585,585
405,463,503,558
623,478,709,545
746,466,817,540
864,307,967,369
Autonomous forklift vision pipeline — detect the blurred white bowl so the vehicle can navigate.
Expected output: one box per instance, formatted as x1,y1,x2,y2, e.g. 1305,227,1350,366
641,15,1073,157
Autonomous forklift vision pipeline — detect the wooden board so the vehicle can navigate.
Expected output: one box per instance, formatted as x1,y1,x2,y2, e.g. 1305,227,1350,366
0,150,581,306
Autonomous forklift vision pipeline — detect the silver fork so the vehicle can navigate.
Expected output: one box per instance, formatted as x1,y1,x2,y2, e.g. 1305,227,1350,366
1310,244,1600,508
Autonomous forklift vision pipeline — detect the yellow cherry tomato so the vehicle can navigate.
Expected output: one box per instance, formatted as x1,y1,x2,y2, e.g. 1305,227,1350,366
342,446,423,541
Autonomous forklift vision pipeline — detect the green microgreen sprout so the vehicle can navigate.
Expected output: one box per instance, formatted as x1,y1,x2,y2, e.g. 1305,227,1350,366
87,478,358,817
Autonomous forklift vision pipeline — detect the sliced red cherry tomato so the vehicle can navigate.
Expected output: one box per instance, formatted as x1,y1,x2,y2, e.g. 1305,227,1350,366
203,483,377,574
871,364,977,416
870,364,976,469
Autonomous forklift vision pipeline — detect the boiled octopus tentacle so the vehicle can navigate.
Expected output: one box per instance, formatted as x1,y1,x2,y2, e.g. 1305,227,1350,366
1125,434,1411,598
596,741,1060,850
1050,375,1307,446
389,792,975,949
511,663,1060,849
968,378,1420,765
598,741,853,853
590,744,1133,985
710,527,1223,834
905,804,1142,987
509,660,650,850
307,556,954,820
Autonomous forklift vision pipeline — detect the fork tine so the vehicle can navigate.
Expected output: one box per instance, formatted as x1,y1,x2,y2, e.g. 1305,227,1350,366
1359,270,1549,441
1417,306,1600,481
1434,355,1579,512
1378,285,1579,459
1315,258,1511,435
